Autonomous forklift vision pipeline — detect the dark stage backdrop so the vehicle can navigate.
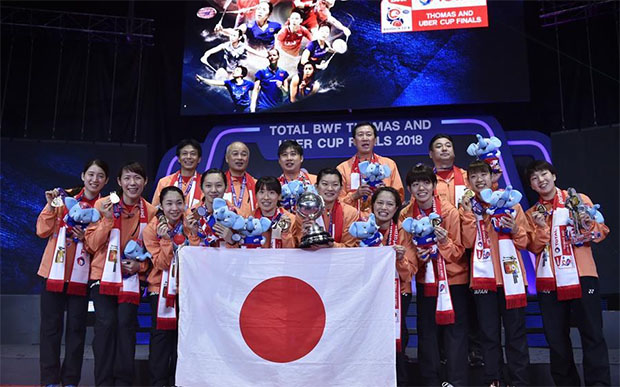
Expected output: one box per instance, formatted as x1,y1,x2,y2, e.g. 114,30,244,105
0,140,149,295
549,127,619,295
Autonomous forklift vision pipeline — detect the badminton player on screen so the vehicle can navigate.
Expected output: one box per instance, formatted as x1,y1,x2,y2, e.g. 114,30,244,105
196,65,255,113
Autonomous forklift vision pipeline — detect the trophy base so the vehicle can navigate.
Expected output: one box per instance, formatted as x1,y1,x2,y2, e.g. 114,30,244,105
299,232,334,249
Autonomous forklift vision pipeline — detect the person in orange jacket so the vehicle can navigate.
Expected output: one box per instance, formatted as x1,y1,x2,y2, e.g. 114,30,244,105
277,140,316,187
36,159,109,387
143,186,201,386
295,168,358,248
223,141,257,215
85,161,157,386
366,187,414,382
151,139,203,209
399,164,467,386
459,160,529,387
189,168,244,247
337,122,404,214
253,176,299,248
524,160,610,386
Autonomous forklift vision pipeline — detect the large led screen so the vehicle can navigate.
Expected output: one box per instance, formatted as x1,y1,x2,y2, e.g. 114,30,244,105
181,0,528,115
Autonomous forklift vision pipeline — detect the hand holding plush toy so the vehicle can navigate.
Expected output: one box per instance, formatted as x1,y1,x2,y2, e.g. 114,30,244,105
239,216,272,246
402,212,442,260
213,198,245,243
479,185,522,234
348,213,383,247
467,134,502,174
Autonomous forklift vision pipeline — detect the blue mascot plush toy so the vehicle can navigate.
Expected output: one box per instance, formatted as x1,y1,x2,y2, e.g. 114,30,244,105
64,197,100,242
402,213,441,260
479,185,522,234
213,198,245,243
348,213,383,247
467,134,502,174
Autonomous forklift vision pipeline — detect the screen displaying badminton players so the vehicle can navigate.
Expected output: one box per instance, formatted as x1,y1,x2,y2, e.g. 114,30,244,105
182,1,529,115
196,66,254,113
251,49,290,112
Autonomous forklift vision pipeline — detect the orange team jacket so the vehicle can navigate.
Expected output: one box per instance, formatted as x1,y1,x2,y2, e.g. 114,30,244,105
85,197,157,281
142,217,201,293
292,200,359,248
392,226,417,294
255,208,300,248
224,173,257,217
336,154,404,213
435,166,469,207
399,199,467,285
151,172,203,209
460,203,529,287
525,190,608,278
36,202,95,280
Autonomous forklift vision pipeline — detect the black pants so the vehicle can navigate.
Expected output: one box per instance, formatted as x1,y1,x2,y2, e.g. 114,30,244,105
149,295,178,387
416,283,469,386
538,276,611,386
90,283,138,386
40,281,88,386
473,288,529,386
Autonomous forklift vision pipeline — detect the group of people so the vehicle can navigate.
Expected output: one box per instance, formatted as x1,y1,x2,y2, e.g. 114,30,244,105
195,0,351,112
37,122,611,386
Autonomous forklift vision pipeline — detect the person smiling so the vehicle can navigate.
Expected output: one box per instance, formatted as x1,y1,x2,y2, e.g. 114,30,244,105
152,139,203,209
524,160,610,386
253,176,298,248
459,160,529,387
85,161,157,386
143,187,200,386
223,142,256,216
337,122,404,214
370,187,414,361
190,168,240,247
277,140,316,187
399,164,467,387
36,159,109,387
297,168,358,248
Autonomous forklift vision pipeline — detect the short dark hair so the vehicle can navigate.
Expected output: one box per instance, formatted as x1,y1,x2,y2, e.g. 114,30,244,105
467,160,492,176
290,8,303,18
428,134,454,151
256,176,282,195
371,186,402,223
118,161,147,180
236,65,248,78
352,121,378,138
160,186,185,204
524,160,557,183
278,140,304,157
406,164,437,186
316,167,343,186
176,139,202,158
200,168,227,189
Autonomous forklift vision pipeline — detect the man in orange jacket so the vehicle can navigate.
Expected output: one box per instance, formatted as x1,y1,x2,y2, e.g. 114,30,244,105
337,122,404,214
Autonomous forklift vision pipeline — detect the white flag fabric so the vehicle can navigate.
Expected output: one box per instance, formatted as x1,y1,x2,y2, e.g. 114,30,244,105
176,246,396,387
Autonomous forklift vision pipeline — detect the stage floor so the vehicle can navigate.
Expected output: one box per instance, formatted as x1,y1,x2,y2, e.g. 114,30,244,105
2,344,618,386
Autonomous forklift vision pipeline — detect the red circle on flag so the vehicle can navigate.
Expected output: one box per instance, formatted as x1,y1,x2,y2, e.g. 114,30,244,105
239,276,326,363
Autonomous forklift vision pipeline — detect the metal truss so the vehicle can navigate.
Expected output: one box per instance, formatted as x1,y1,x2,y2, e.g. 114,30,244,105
0,6,154,45
539,0,618,27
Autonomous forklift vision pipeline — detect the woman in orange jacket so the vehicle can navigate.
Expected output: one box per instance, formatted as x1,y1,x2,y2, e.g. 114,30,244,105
252,176,299,248
85,161,157,386
459,161,530,387
296,168,358,248
36,159,109,387
190,168,243,247
143,186,201,386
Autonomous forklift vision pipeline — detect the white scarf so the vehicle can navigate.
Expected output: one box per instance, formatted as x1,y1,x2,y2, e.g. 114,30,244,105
100,198,148,305
157,226,185,330
470,201,496,291
47,194,93,296
536,189,581,300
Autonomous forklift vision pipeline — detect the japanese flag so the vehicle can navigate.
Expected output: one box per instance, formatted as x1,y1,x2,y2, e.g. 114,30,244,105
176,246,396,387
